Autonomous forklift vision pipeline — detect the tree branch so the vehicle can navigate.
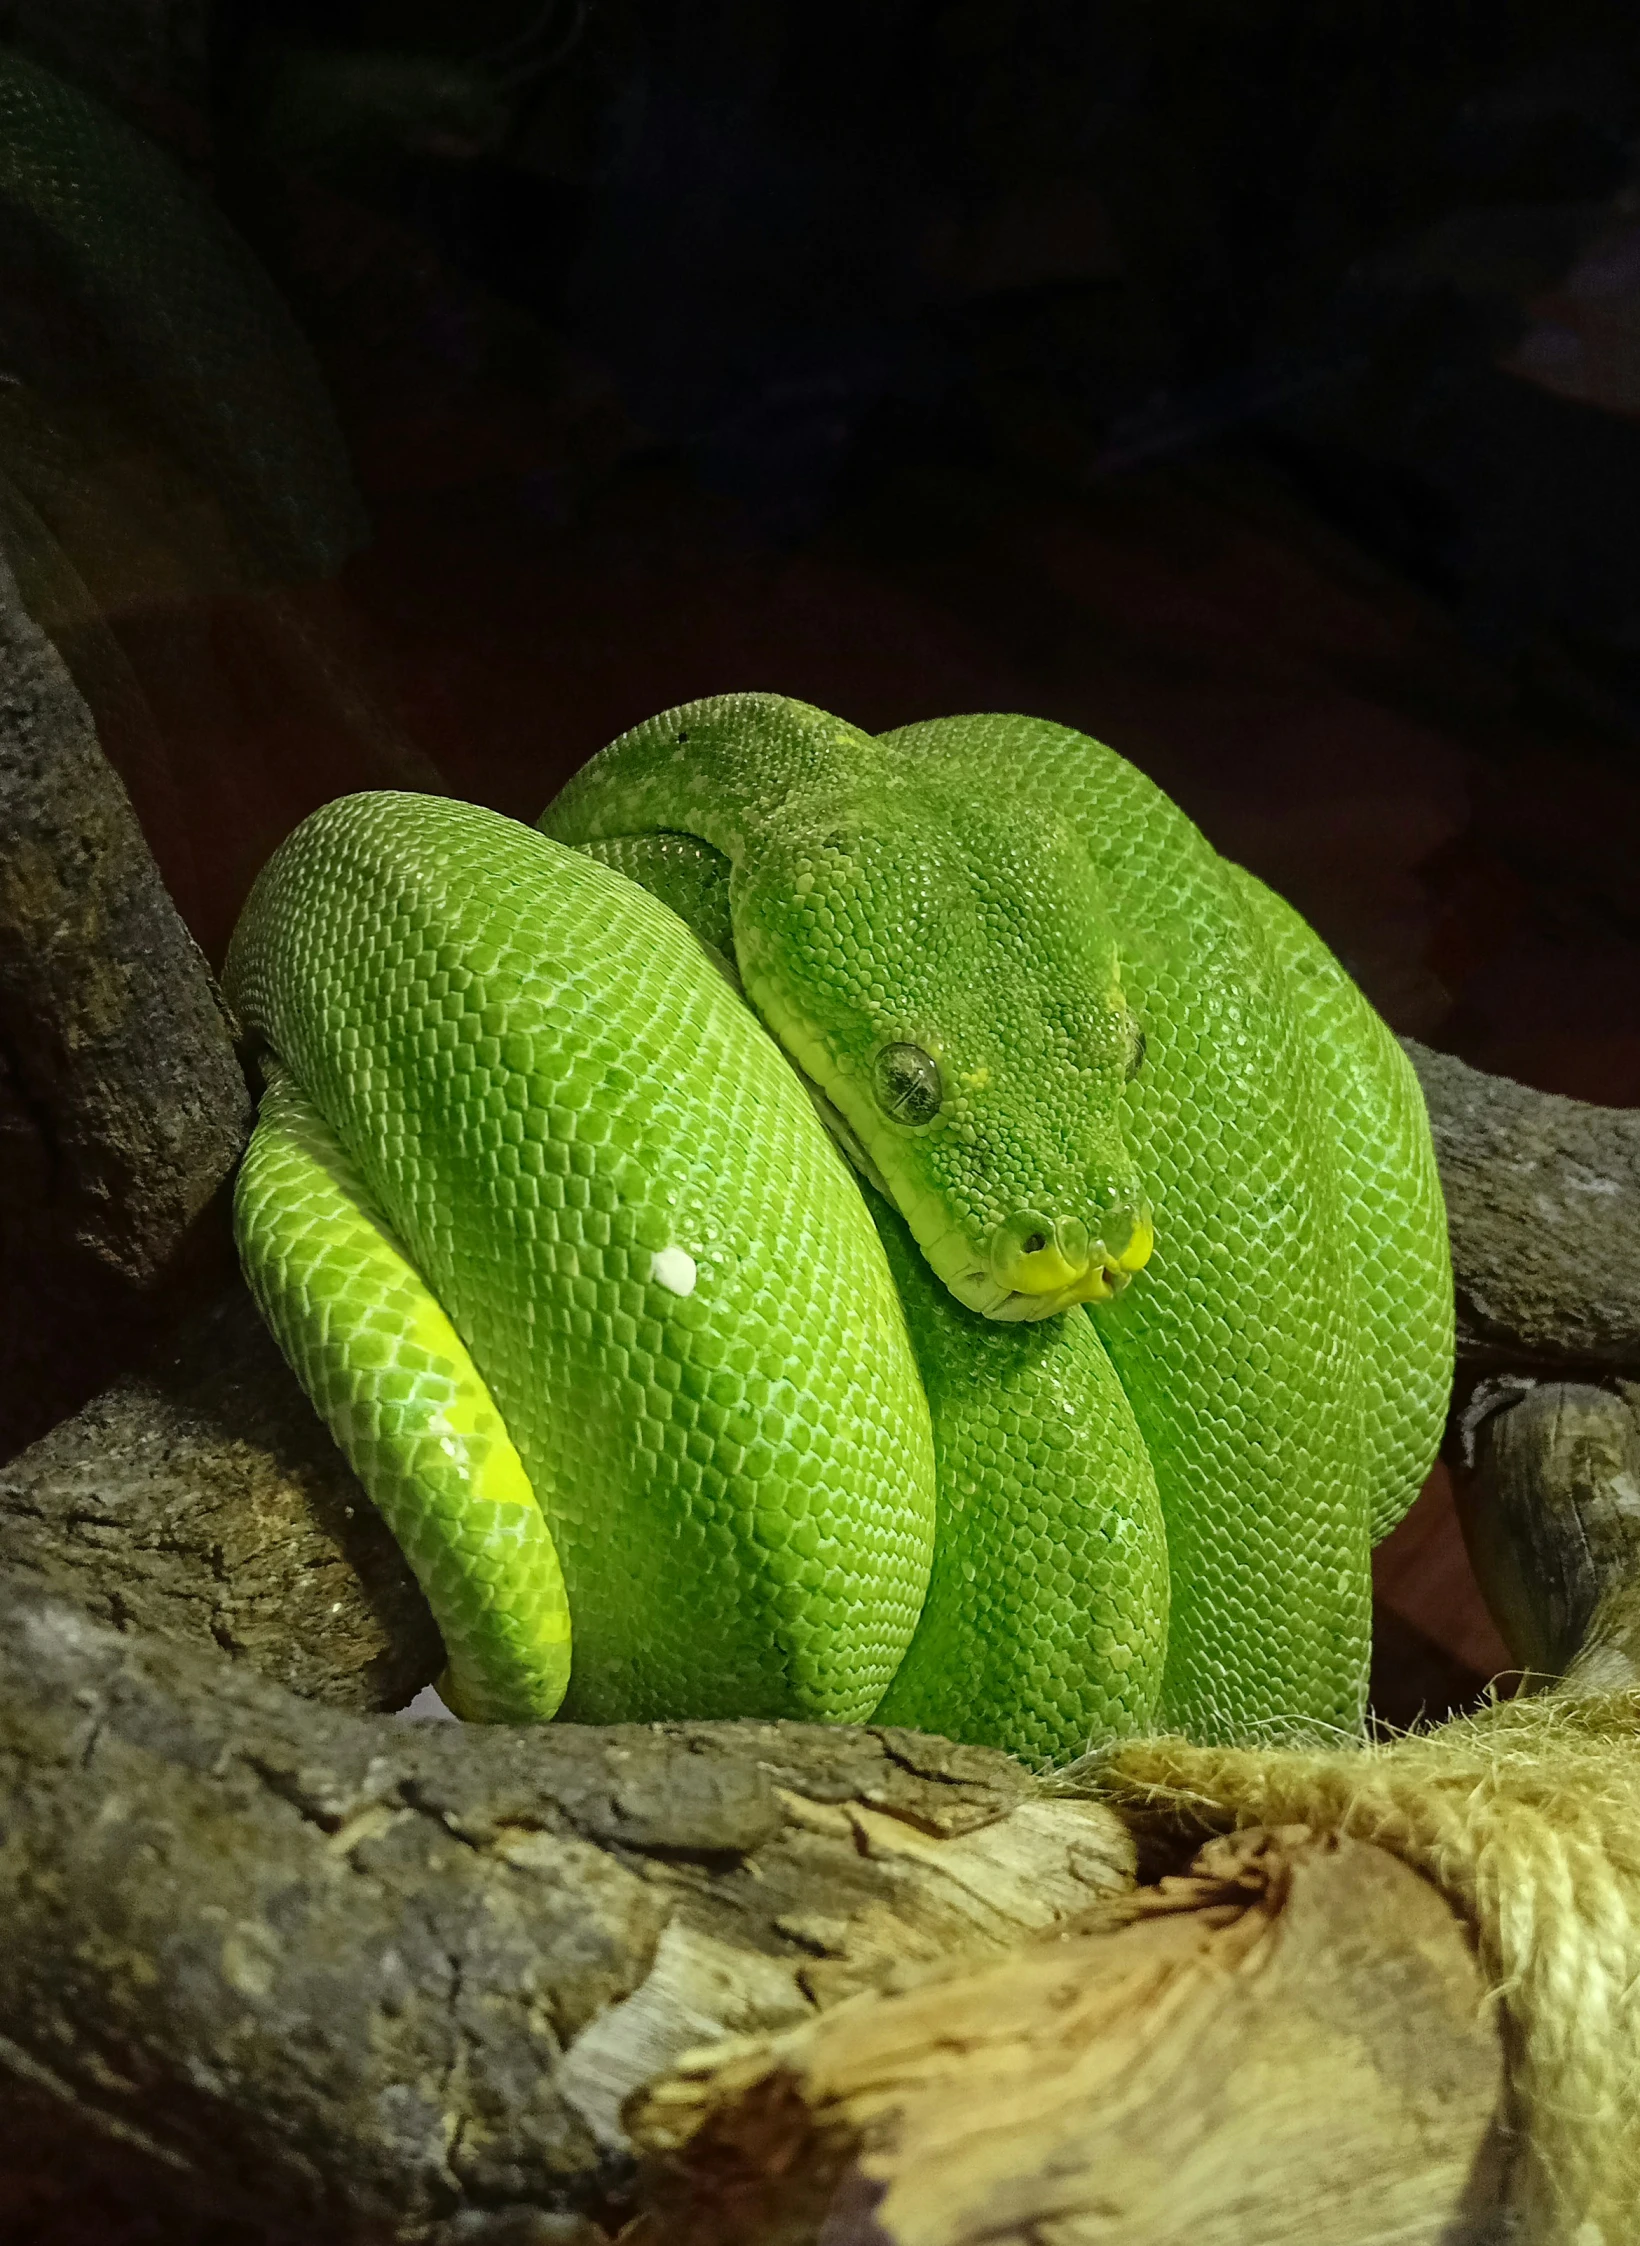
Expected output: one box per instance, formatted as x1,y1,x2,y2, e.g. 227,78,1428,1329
0,537,250,1454
625,1825,1509,2246
0,1575,1133,2239
1403,1039,1640,1376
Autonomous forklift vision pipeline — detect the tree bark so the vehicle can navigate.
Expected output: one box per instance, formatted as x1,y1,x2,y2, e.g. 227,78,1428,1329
0,537,249,1288
0,536,251,1455
1454,1378,1640,1692
1403,1039,1640,1377
0,1574,1134,2240
0,1282,443,1711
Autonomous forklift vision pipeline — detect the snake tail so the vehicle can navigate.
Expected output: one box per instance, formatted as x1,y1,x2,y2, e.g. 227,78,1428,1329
236,1064,572,1721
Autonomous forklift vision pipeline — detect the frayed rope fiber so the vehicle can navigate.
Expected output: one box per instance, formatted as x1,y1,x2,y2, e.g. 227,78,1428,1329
1103,1693,1640,2246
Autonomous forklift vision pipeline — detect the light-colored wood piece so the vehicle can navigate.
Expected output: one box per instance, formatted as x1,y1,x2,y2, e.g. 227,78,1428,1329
627,1826,1508,2246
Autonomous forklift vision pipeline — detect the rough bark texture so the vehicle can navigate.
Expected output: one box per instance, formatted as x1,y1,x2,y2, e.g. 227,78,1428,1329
0,1575,1133,2240
0,537,251,1455
1456,1378,1640,1692
0,540,249,1287
1404,1038,1640,1376
0,1283,442,1711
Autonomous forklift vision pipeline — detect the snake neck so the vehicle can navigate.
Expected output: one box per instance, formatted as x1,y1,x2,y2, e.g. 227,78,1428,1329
542,691,885,864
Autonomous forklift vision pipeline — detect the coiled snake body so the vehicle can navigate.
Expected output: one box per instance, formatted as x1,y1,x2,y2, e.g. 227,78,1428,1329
228,695,1453,1756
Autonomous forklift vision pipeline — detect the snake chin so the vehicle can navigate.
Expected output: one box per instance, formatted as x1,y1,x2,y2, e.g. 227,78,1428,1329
951,1264,1134,1322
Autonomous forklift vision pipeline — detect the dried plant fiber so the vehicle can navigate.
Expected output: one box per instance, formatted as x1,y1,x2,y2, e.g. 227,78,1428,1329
1106,1694,1640,2244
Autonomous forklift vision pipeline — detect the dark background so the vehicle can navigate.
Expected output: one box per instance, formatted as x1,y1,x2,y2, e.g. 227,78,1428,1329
6,0,1640,1722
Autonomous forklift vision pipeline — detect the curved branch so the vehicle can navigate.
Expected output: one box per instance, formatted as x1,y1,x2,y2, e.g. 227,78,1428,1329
0,1575,1132,2238
1403,1038,1640,1376
0,538,249,1290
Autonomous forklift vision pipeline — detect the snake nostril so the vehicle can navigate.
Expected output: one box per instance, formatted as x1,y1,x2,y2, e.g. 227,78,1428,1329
1022,1231,1047,1256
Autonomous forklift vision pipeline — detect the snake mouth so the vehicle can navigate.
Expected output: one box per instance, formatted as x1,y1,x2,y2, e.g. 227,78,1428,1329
950,1256,1139,1323
947,1201,1153,1321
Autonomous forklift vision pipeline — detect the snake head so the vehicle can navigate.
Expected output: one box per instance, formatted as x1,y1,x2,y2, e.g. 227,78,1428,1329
732,775,1154,1323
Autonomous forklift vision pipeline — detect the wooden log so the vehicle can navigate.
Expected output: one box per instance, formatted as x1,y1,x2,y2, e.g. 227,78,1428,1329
626,1825,1508,2246
1403,1039,1640,1376
0,534,251,1455
0,1573,1133,2240
1455,1378,1640,1691
0,536,249,1289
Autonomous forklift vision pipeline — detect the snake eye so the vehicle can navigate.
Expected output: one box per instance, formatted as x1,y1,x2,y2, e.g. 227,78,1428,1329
872,1042,942,1126
1124,1020,1147,1081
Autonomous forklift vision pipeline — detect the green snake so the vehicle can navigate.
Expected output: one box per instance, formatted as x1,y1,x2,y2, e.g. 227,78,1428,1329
226,694,1454,1757
0,50,1452,1757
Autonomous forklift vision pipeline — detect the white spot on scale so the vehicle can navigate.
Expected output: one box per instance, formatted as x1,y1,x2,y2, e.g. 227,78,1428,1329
651,1245,698,1296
